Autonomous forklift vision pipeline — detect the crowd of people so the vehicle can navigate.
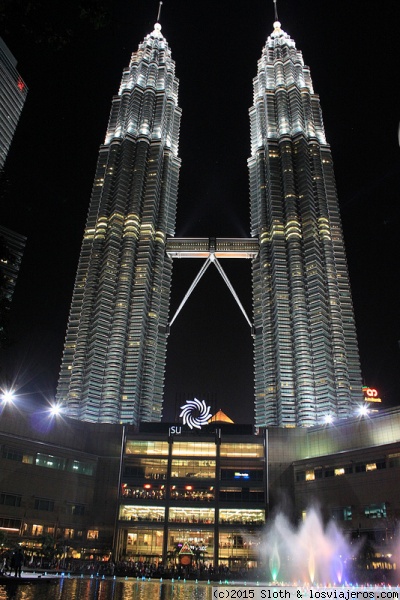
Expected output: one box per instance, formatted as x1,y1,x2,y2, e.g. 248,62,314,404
0,548,24,577
0,552,258,581
1,550,397,584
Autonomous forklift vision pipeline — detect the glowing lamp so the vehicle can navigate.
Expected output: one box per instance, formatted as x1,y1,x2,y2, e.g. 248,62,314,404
49,403,62,417
357,405,369,417
1,390,15,404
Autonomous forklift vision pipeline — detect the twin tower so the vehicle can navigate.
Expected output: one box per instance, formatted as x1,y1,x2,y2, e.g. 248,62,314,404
56,18,363,427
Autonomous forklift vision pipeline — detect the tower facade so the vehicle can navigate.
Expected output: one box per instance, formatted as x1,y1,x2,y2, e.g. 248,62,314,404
56,23,181,423
0,37,28,171
249,21,363,427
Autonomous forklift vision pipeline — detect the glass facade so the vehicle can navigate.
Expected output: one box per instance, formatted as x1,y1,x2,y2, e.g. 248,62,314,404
117,429,266,568
171,459,215,479
248,21,363,427
56,22,181,424
218,530,261,568
172,442,216,457
0,38,28,170
126,441,169,455
126,530,163,557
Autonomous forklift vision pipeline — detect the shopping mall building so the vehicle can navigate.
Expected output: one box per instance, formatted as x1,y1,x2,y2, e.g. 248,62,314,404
1,402,400,569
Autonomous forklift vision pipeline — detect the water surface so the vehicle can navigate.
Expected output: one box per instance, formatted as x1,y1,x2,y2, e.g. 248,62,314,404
0,578,213,600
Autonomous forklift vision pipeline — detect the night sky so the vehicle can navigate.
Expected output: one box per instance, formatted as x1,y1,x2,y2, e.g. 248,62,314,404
1,0,399,424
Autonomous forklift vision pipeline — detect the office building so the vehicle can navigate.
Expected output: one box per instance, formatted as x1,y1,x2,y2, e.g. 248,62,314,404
0,402,120,560
249,21,363,427
2,401,400,574
0,39,27,349
0,225,26,349
57,15,362,428
56,22,182,423
0,225,26,301
0,37,27,171
117,421,266,569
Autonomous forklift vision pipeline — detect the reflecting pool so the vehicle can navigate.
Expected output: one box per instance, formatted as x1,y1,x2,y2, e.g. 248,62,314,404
0,578,213,600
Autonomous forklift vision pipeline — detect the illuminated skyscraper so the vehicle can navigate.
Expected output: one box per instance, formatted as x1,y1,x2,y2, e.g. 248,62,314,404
0,37,28,171
58,14,363,428
56,22,181,423
249,21,363,427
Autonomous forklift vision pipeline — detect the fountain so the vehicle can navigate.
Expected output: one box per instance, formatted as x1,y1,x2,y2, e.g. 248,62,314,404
260,507,351,584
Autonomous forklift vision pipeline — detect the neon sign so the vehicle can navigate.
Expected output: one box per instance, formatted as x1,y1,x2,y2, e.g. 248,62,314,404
234,472,250,479
363,387,382,403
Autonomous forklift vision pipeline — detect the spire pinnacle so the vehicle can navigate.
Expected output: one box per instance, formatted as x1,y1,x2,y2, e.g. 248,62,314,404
273,0,279,22
152,1,163,37
157,1,163,23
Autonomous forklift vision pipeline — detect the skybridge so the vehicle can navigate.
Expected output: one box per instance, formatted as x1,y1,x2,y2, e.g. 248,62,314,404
166,237,259,330
166,237,259,259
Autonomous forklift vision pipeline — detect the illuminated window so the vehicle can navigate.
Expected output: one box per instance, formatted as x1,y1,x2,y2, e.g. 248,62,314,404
364,503,386,519
168,531,213,556
87,530,99,539
36,453,66,471
67,460,94,476
305,470,315,481
124,458,168,479
119,505,165,522
2,447,33,464
170,486,215,502
220,443,264,458
366,463,377,471
169,507,214,524
172,442,216,457
171,459,215,478
125,441,168,455
126,530,163,555
334,468,345,476
32,524,44,536
219,509,264,524
64,528,74,539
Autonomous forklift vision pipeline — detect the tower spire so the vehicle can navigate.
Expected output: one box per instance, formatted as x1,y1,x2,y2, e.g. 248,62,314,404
273,0,279,22
157,1,163,22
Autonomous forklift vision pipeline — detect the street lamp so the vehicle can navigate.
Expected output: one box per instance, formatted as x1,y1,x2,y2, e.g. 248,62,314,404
48,402,62,417
1,389,15,404
357,404,369,417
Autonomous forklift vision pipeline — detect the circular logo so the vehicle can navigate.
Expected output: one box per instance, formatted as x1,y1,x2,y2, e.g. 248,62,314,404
179,398,212,430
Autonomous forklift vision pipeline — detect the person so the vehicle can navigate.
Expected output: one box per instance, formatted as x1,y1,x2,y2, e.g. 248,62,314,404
13,548,24,578
1,552,10,575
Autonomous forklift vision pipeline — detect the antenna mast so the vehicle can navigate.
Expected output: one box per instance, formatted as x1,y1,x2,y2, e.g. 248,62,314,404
273,0,279,21
157,1,163,22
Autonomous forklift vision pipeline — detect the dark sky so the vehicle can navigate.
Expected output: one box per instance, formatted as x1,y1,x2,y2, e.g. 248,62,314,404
1,0,399,423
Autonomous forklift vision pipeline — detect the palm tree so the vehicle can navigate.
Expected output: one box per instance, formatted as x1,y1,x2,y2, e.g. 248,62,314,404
38,534,56,566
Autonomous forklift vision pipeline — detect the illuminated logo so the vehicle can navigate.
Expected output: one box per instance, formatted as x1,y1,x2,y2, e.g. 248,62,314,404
363,387,382,402
234,472,250,479
169,426,182,436
179,398,212,430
